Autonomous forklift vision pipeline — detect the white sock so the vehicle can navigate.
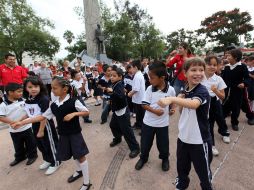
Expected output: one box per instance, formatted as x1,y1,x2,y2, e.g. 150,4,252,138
72,160,81,177
80,160,89,185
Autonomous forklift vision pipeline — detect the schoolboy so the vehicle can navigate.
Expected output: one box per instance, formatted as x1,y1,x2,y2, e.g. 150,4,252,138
0,83,37,166
158,57,213,190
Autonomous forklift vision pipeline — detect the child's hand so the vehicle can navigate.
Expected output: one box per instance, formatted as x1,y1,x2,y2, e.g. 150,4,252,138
158,97,172,108
127,92,132,97
63,113,76,121
177,93,185,99
169,109,175,115
237,83,244,89
11,121,22,129
154,109,164,116
37,130,44,138
211,85,218,92
107,88,113,93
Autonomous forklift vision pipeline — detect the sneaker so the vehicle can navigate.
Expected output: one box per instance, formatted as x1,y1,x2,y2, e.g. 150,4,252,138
222,136,230,144
132,113,136,118
212,146,219,156
162,159,170,171
45,164,61,175
39,161,51,170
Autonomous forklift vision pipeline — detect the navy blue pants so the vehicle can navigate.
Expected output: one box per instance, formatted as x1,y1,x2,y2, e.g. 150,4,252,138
109,111,139,151
176,139,213,190
140,124,169,162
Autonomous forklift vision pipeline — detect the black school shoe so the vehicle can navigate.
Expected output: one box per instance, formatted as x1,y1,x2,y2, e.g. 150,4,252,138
26,156,38,165
232,124,239,131
135,159,147,170
129,149,140,158
109,139,122,147
68,171,83,183
79,183,92,190
84,118,92,123
9,157,26,167
162,159,170,171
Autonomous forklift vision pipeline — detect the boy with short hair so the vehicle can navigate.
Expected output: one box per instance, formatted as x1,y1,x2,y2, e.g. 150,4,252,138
0,83,37,166
128,60,146,129
135,62,176,171
158,57,213,190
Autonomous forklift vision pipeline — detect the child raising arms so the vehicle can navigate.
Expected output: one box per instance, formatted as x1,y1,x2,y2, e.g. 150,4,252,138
12,76,92,190
158,57,213,190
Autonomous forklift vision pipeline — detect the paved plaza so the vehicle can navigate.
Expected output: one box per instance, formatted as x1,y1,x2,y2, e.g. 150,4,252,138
0,100,254,190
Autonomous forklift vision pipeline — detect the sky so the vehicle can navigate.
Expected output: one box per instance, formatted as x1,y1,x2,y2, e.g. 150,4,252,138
27,0,254,59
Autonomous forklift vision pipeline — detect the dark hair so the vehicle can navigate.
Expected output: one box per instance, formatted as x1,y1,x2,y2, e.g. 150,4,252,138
131,60,142,70
112,67,124,77
5,83,23,94
28,71,36,76
179,42,192,55
23,76,48,98
126,64,133,71
52,76,78,97
148,61,167,78
225,45,236,52
204,55,219,65
183,57,206,71
71,70,79,79
228,49,242,62
247,55,254,62
4,53,15,60
102,64,110,72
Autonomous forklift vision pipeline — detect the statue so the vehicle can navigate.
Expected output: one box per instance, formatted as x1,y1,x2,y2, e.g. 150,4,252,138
95,24,104,54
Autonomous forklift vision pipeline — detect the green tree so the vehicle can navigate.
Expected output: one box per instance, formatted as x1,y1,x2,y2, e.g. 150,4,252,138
63,30,75,44
197,8,254,52
101,0,165,61
65,33,87,61
0,0,60,65
166,28,206,55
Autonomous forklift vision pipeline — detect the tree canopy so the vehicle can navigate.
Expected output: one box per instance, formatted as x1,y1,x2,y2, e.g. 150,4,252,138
197,8,254,52
0,0,60,65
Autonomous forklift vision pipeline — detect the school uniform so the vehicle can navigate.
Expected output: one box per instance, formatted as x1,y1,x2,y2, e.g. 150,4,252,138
124,73,134,113
85,72,93,90
42,94,89,161
221,62,249,126
25,95,59,166
132,71,146,128
176,84,213,190
141,83,175,162
98,76,112,123
202,74,230,145
109,81,139,151
92,75,103,97
0,96,37,162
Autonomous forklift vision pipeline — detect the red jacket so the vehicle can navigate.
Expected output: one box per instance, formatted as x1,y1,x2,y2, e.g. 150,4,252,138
166,54,193,81
0,64,27,86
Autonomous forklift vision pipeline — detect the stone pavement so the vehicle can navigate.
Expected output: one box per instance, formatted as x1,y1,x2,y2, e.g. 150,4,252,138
0,100,254,190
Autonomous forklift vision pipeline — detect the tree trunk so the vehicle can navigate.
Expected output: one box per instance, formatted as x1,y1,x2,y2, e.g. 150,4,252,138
15,52,23,66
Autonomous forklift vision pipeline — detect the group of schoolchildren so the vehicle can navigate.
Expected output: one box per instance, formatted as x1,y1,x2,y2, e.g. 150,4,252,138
1,46,254,190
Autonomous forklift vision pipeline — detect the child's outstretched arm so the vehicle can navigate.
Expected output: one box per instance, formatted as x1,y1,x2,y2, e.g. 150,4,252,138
11,115,46,129
0,117,14,124
37,119,47,138
211,85,225,100
63,111,89,121
158,96,201,110
142,105,164,116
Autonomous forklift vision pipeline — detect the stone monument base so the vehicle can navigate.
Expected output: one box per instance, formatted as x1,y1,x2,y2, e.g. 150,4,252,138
98,54,112,65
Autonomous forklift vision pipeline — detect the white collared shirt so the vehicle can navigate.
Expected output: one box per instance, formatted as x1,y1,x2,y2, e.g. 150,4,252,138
43,94,88,120
202,74,227,98
228,61,242,70
132,71,145,104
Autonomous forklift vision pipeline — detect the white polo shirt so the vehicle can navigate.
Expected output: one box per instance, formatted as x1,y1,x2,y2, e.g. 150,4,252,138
0,97,31,133
142,83,175,127
201,74,227,99
132,71,145,104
